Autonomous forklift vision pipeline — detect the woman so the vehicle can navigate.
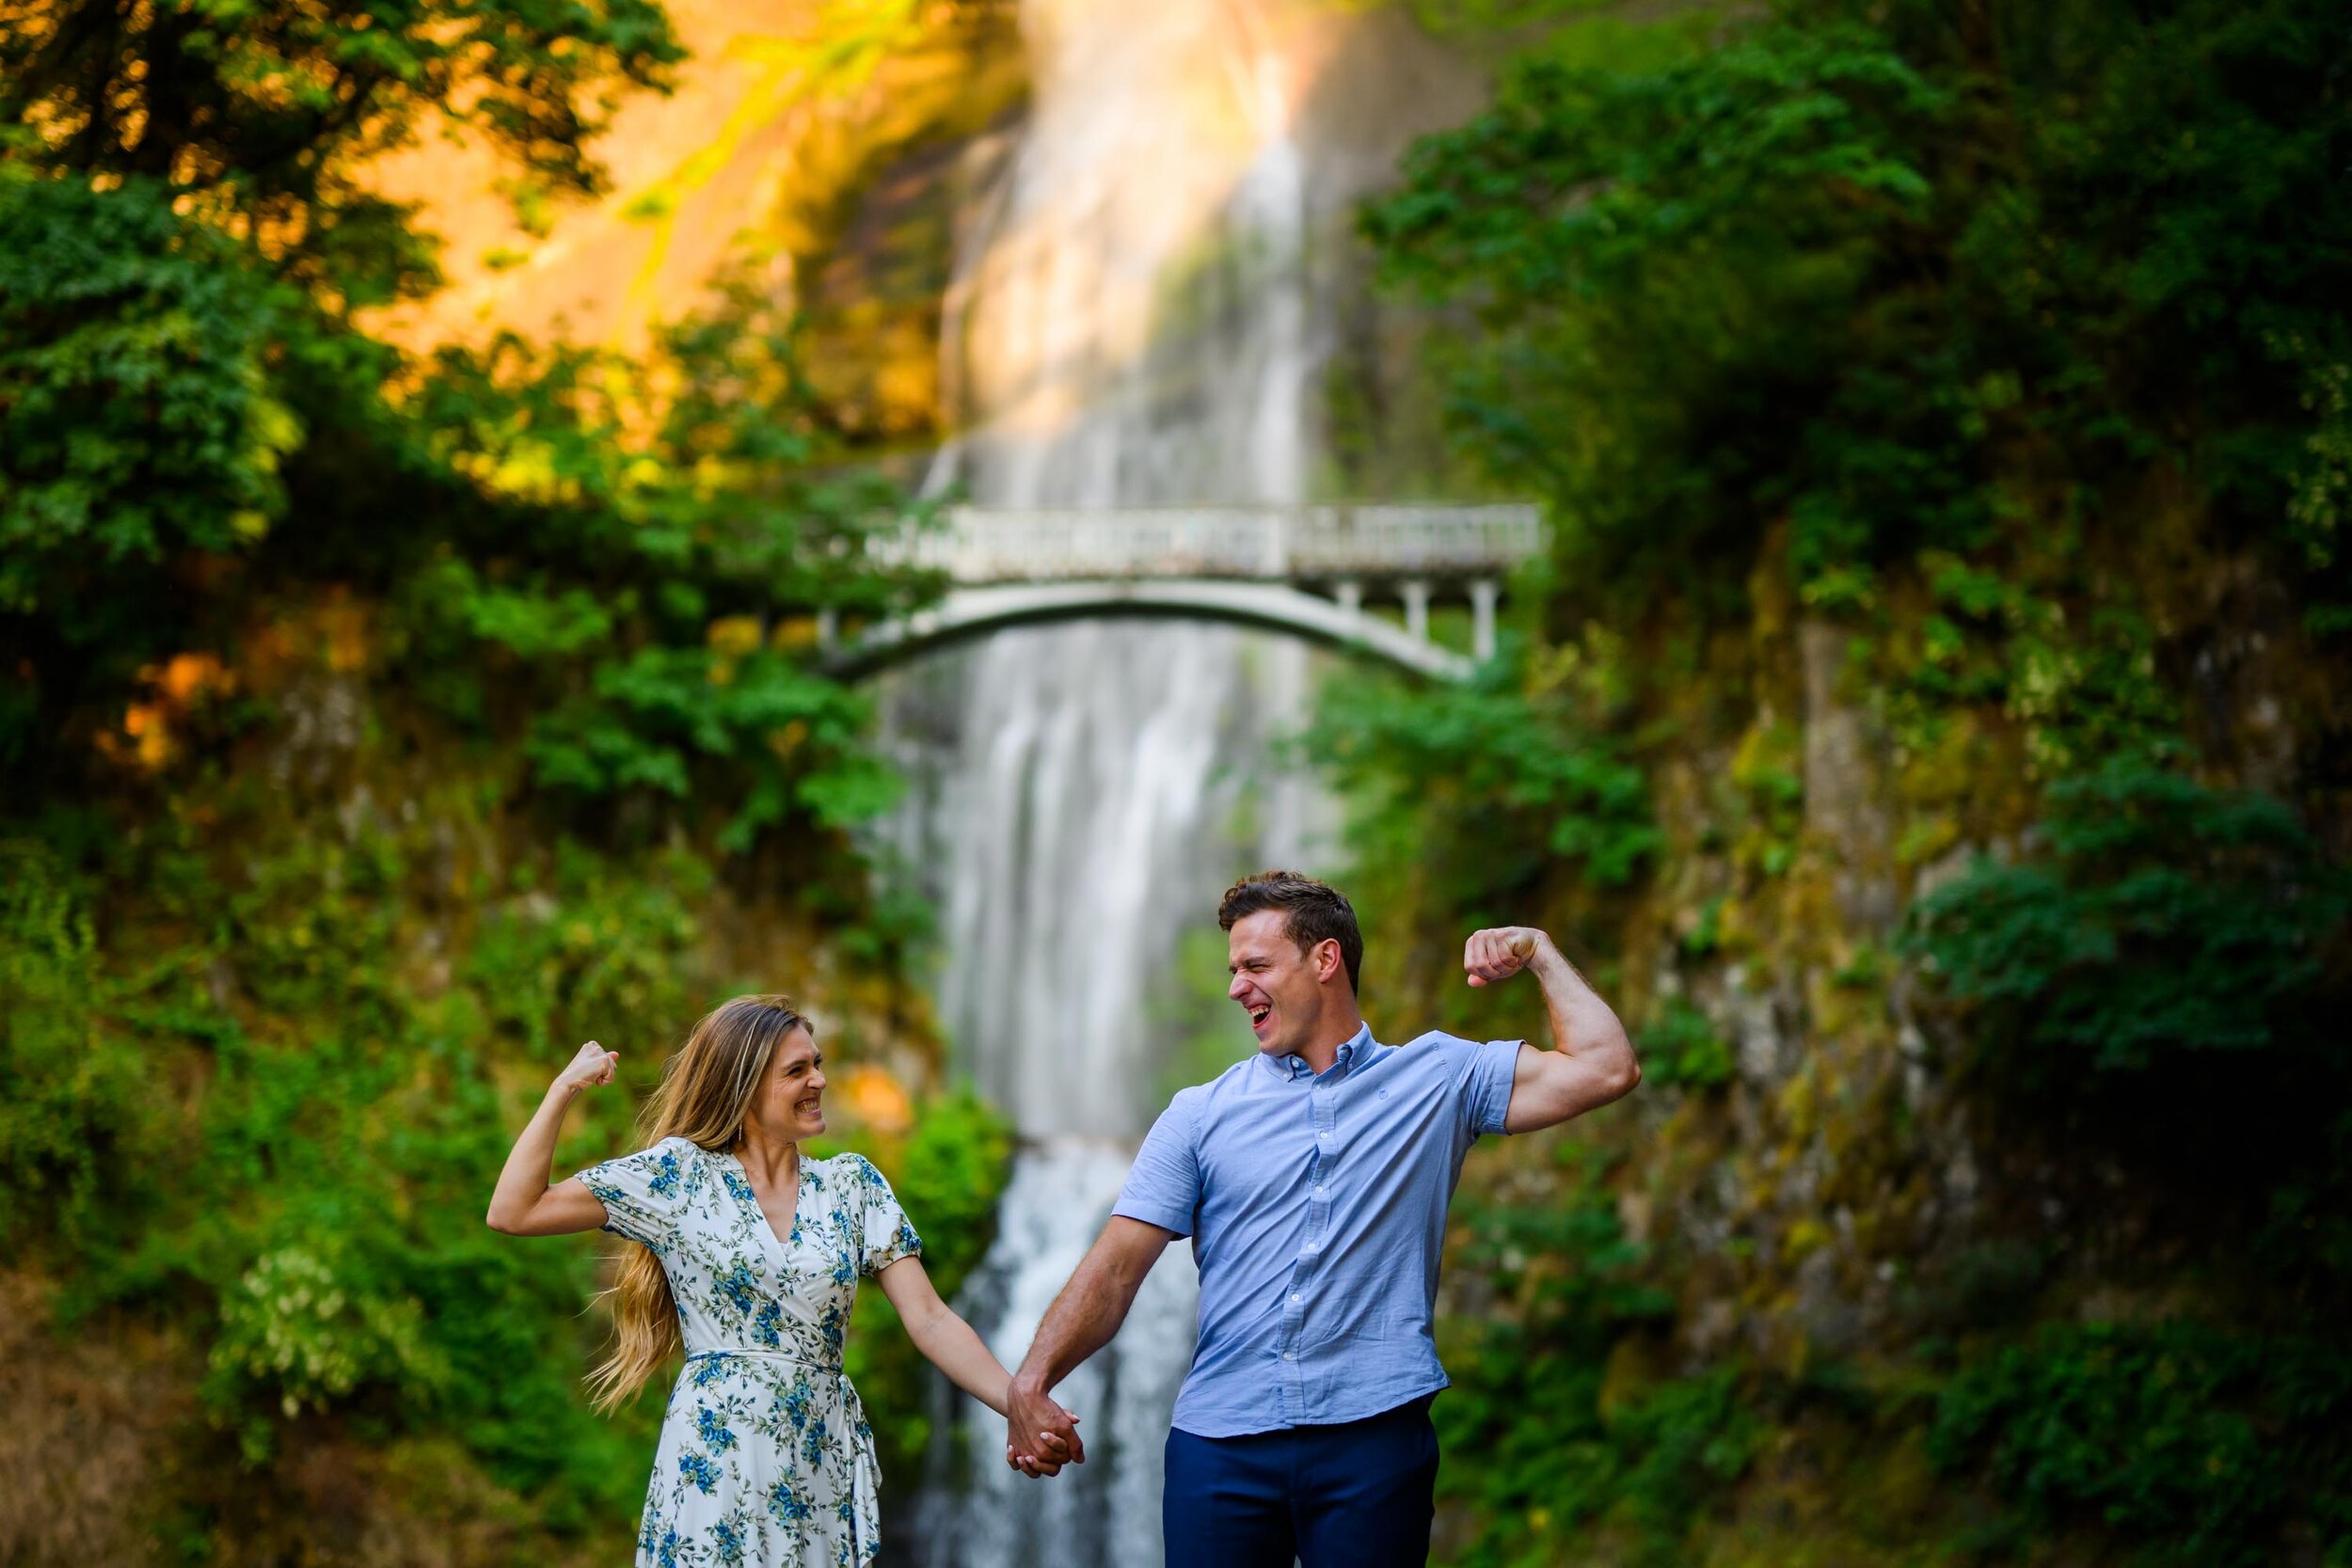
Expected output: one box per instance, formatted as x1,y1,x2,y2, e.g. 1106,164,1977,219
487,994,1049,1566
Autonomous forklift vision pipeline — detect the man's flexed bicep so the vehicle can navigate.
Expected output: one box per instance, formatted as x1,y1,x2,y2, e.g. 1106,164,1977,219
1006,1216,1176,1477
1462,925,1641,1134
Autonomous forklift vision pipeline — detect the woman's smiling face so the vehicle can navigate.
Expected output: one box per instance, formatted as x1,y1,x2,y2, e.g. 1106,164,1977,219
753,1025,826,1140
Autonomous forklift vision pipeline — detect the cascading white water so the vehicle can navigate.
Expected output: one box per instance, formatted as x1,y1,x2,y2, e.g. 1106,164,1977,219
874,4,1482,1563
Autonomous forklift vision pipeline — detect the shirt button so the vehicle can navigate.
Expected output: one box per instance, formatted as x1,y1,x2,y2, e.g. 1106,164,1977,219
1318,1131,1331,1141
1291,1293,1302,1304
1282,1351,1295,1360
1312,1187,1326,1199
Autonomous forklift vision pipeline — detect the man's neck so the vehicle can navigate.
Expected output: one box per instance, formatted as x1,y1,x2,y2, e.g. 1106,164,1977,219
1288,1006,1369,1075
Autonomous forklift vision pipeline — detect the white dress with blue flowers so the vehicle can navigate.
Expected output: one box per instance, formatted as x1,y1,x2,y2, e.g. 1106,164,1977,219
578,1137,922,1568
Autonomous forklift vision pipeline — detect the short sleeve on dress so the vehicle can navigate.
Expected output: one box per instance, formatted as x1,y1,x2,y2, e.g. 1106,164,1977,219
850,1155,922,1277
576,1136,691,1252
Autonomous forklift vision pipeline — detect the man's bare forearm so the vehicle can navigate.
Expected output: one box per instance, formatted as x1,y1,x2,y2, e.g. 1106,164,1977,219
1012,1245,1150,1394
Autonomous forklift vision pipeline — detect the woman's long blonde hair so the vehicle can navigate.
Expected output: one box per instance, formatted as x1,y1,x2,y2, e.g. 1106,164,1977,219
588,993,810,1411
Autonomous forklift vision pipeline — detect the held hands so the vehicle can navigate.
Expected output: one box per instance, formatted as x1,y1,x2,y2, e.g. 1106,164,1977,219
1464,927,1549,988
554,1039,619,1095
1004,1379,1083,1480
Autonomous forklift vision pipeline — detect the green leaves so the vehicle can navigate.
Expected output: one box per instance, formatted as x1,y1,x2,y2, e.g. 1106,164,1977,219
1904,759,2348,1078
1312,653,1659,902
398,297,933,846
0,0,683,302
0,175,298,624
1931,1323,2352,1568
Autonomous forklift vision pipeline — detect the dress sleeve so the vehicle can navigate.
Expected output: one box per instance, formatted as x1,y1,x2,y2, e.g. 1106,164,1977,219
575,1138,689,1252
1112,1091,1201,1237
853,1156,923,1277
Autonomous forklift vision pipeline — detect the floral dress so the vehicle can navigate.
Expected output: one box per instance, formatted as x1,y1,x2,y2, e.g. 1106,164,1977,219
579,1137,923,1568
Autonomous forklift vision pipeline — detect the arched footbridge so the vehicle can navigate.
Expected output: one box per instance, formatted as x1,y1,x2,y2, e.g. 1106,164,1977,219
825,504,1544,682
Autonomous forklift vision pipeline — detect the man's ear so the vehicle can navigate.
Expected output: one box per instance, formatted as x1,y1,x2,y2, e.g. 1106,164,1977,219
1315,939,1343,985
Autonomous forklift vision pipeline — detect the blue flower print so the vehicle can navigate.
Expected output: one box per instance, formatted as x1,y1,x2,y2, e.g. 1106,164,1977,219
784,1376,812,1433
769,1479,812,1527
820,1302,846,1356
580,1145,914,1566
716,1259,759,1317
695,1406,737,1455
647,1148,682,1199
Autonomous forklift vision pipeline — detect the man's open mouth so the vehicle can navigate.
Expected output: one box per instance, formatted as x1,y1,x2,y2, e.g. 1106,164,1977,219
1248,1004,1271,1029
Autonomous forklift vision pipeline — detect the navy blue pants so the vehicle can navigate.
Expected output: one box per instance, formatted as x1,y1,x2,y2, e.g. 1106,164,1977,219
1162,1397,1438,1568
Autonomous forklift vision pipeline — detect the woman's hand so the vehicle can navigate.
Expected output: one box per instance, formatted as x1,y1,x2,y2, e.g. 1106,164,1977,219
555,1039,619,1094
488,1041,623,1236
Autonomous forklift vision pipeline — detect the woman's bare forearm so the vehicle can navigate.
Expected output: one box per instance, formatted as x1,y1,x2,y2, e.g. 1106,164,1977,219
487,1039,620,1235
486,1080,580,1231
907,1303,1016,1417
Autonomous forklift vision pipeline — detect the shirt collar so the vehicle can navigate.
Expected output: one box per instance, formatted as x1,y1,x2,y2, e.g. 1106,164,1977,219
1265,1022,1377,1082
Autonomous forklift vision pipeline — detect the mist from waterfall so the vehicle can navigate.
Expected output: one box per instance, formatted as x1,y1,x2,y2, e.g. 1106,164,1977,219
875,4,1481,1563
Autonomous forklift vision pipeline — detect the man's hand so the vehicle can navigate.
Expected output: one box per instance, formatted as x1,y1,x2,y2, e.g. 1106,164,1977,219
1464,927,1546,987
1004,1376,1083,1478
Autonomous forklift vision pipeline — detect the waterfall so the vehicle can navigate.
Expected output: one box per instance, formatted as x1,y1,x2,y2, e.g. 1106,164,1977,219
874,4,1481,1563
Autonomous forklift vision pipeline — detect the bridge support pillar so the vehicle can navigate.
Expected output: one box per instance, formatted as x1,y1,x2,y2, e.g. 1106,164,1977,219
1470,578,1499,661
1402,579,1431,643
1334,578,1363,617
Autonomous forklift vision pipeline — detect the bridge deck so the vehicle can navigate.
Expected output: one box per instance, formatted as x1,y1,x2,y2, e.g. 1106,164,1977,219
899,504,1542,584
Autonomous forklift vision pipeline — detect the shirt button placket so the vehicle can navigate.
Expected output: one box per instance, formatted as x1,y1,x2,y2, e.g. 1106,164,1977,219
1295,1077,1339,1418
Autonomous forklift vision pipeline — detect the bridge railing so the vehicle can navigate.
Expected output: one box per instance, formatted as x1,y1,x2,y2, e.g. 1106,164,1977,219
893,504,1543,584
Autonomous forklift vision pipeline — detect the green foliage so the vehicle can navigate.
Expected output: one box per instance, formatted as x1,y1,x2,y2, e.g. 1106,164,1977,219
388,295,930,844
1365,17,1955,604
1930,1322,2352,1568
1,179,928,847
0,840,153,1252
1436,1143,1749,1565
0,175,300,628
0,0,682,304
1311,650,1658,937
0,0,967,1554
1904,759,2347,1081
1635,997,1733,1089
1363,0,2352,628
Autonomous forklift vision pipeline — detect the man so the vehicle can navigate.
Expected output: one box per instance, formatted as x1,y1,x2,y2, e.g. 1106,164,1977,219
1003,870,1640,1567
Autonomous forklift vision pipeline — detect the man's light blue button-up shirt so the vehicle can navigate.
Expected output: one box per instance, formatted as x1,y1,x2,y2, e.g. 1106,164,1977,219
1112,1022,1522,1437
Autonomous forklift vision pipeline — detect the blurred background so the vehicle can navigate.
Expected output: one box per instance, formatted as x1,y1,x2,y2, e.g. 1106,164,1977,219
3,0,2348,1564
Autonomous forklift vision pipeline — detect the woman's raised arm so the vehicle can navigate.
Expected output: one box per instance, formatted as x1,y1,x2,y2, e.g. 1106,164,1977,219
486,1039,625,1236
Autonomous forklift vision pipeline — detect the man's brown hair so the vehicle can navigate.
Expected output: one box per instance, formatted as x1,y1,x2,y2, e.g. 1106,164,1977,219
1217,871,1363,993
